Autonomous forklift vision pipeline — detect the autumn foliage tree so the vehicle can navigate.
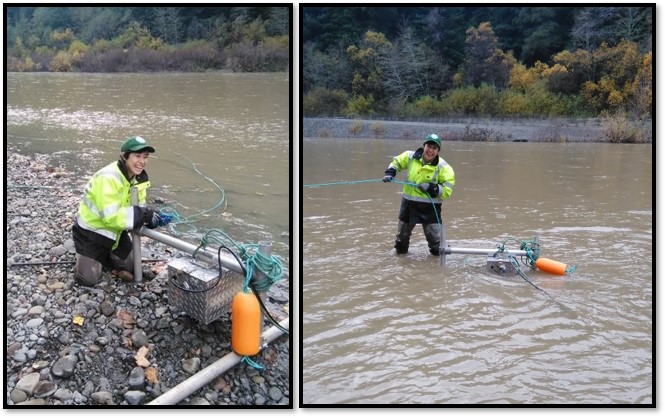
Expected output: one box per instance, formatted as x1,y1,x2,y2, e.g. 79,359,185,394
346,30,392,114
547,49,592,94
581,39,648,114
628,51,652,117
300,7,654,119
461,22,516,89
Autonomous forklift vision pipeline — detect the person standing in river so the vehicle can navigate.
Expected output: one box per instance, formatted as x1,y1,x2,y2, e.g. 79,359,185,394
382,133,455,256
72,136,170,285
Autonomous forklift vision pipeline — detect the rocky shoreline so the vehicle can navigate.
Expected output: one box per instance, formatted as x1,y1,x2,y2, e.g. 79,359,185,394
5,150,290,407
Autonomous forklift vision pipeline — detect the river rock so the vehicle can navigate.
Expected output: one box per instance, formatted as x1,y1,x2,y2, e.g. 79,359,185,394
28,306,45,316
51,355,77,378
90,391,114,405
268,387,283,401
10,389,29,404
15,399,47,405
100,300,115,316
131,329,148,348
53,388,74,401
34,380,57,398
49,246,67,257
25,318,44,328
182,357,201,374
188,397,210,405
15,372,40,396
12,308,28,319
124,390,146,405
128,367,145,389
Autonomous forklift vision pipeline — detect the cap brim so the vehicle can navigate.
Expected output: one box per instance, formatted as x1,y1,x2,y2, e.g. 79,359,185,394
129,146,155,153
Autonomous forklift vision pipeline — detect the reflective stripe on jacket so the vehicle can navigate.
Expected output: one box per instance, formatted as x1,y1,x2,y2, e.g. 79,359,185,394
387,149,455,204
77,161,150,249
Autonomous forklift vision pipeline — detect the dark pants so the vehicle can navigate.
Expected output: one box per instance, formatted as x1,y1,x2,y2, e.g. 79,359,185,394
394,221,440,255
395,197,442,255
73,223,135,286
75,250,134,286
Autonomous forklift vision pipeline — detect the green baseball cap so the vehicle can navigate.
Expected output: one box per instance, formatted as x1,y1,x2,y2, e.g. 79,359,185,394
121,136,155,153
423,133,441,149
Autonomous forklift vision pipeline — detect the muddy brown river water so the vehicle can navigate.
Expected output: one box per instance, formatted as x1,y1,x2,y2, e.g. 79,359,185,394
302,137,652,404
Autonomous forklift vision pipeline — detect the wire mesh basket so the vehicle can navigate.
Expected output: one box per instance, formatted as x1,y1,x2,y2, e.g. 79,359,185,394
167,257,244,324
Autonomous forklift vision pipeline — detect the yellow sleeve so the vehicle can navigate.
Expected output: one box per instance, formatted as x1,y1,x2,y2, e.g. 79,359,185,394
438,164,455,199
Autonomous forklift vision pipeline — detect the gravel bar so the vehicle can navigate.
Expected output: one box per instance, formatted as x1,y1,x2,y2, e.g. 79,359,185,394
5,149,291,407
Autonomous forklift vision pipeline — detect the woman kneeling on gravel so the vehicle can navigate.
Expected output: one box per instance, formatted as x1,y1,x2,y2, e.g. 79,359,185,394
73,136,169,286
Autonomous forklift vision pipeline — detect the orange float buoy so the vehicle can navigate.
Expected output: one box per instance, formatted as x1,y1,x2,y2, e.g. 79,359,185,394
535,257,568,275
231,291,261,356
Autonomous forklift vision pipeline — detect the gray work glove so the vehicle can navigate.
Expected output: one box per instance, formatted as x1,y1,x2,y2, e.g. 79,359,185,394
383,167,396,182
418,182,440,198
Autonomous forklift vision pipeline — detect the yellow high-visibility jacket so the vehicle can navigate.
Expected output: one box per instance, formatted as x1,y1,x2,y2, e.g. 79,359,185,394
387,149,455,203
76,160,150,250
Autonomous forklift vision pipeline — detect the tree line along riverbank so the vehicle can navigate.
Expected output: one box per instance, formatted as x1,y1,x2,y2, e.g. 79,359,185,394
6,7,289,73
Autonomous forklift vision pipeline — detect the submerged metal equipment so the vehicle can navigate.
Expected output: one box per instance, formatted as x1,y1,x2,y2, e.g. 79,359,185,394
439,223,540,275
486,253,518,275
167,258,244,324
437,224,572,306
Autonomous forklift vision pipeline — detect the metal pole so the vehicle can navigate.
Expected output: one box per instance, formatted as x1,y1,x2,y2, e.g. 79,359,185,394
443,247,529,256
130,187,142,282
255,241,272,331
147,317,289,406
439,223,446,267
138,227,249,277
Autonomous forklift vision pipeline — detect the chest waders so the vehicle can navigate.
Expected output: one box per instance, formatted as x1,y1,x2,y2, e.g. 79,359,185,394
394,153,443,255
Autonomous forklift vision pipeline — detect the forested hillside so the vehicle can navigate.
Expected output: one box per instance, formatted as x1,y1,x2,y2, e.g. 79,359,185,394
302,6,652,118
6,6,290,73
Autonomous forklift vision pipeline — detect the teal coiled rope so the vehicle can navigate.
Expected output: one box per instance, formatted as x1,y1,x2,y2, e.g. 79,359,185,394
194,229,285,294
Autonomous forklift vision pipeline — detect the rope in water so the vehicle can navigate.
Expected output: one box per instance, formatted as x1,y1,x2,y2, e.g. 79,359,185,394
155,154,285,298
144,152,285,291
508,254,560,303
303,178,385,187
158,154,227,237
